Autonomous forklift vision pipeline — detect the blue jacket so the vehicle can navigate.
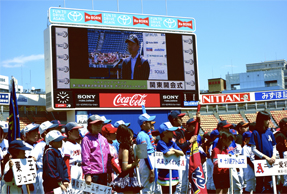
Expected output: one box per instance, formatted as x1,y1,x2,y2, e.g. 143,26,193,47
43,147,69,192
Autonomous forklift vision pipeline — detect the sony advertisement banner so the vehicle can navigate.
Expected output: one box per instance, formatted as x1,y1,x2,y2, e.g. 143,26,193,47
49,7,196,32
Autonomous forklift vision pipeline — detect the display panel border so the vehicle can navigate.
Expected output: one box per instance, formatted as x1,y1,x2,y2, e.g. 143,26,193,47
45,24,200,111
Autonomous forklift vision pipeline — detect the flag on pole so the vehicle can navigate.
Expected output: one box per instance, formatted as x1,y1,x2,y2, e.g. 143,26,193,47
8,79,20,143
189,104,207,194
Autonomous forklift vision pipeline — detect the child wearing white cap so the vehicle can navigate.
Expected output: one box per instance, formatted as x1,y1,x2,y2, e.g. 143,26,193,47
43,130,69,193
22,123,40,157
136,113,162,194
0,124,9,161
30,121,59,194
0,124,9,190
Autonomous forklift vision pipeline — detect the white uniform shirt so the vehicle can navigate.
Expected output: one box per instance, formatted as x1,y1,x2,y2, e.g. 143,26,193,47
241,145,255,181
62,140,81,164
0,139,9,160
24,142,36,158
30,141,46,169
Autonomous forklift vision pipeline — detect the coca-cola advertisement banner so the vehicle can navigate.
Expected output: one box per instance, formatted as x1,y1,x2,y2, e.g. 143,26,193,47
99,93,160,108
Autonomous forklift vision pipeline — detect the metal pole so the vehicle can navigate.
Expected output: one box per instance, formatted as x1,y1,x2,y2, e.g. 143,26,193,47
165,0,168,15
92,0,94,10
141,0,143,14
272,175,277,194
117,0,119,12
64,0,65,7
230,168,233,194
169,169,172,194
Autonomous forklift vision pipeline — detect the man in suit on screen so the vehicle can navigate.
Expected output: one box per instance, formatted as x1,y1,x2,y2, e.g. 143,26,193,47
121,34,150,80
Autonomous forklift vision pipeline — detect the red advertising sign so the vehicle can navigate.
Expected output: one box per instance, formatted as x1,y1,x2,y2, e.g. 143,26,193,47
133,16,149,26
55,104,67,108
178,20,193,29
99,93,160,108
85,13,102,23
201,93,250,104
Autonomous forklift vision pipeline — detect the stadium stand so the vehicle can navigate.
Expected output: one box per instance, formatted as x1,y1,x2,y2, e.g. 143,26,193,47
33,117,48,124
88,29,143,54
88,29,100,53
19,117,29,129
245,113,257,123
270,110,287,126
200,114,219,132
181,115,190,128
219,114,245,125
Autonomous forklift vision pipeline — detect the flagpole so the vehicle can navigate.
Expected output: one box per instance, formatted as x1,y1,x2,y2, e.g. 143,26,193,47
169,169,172,194
272,175,277,194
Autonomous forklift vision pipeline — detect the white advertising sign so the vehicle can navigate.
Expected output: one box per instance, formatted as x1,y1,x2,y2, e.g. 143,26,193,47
71,179,112,194
53,184,72,194
218,154,247,168
154,151,186,170
11,159,37,186
143,32,168,80
253,159,287,177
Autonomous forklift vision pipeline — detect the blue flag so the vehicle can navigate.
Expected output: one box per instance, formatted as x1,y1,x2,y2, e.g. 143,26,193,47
8,79,20,143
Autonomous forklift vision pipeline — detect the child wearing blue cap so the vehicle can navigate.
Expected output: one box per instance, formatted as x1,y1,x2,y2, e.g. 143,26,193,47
157,122,184,194
2,140,33,193
241,131,255,193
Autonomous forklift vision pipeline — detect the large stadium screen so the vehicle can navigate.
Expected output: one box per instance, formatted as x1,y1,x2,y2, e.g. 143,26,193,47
46,25,199,110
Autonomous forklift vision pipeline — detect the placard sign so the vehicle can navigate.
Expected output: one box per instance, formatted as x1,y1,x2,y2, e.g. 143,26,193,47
154,151,186,170
71,179,112,194
218,154,247,168
11,159,37,186
53,184,72,194
253,159,287,177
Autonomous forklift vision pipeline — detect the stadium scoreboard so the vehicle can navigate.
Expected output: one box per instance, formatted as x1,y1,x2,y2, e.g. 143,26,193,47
45,7,199,111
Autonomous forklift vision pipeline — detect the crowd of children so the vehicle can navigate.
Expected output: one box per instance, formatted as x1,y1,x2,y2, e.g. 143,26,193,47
0,110,287,194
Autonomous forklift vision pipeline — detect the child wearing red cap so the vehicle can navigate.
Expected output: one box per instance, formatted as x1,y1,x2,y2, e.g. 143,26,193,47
101,124,122,185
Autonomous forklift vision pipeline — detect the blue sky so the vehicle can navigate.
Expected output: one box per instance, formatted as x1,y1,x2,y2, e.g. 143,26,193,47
1,0,286,91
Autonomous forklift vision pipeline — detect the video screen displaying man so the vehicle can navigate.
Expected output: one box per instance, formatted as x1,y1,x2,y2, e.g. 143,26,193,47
121,34,150,80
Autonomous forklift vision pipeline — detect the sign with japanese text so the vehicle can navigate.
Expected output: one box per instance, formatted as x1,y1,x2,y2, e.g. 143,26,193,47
201,93,250,104
255,90,287,101
154,151,186,170
253,159,287,177
71,179,112,194
49,7,196,32
218,154,247,168
11,159,37,186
